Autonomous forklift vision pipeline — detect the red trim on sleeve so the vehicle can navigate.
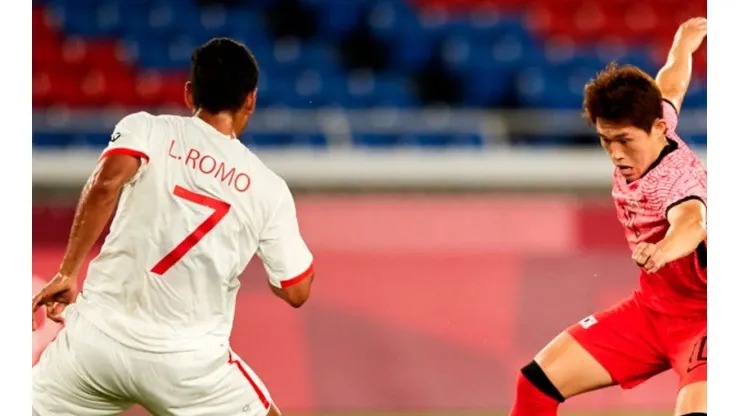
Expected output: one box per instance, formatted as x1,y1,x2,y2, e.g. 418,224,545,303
99,147,150,163
279,263,314,288
228,351,270,409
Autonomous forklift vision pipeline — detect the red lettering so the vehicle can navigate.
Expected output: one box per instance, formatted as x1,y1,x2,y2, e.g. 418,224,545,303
215,162,235,186
168,140,179,159
185,148,200,169
199,155,217,175
234,173,251,192
180,147,250,193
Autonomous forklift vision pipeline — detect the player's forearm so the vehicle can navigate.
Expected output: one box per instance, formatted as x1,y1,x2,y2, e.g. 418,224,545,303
656,219,707,263
655,42,694,106
58,181,121,276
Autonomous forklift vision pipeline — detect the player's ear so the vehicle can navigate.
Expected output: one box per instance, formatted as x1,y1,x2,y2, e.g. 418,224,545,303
654,118,668,135
184,81,195,112
245,89,257,114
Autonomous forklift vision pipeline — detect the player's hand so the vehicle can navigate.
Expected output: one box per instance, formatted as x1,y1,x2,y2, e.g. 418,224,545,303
631,242,668,274
674,17,707,54
32,273,78,331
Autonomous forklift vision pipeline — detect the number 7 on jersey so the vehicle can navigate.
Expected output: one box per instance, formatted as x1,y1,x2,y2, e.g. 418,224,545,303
151,185,231,275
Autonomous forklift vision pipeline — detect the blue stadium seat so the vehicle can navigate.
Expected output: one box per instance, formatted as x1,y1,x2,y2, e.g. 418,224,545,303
371,75,416,108
313,0,366,40
409,133,483,148
683,84,707,109
291,134,328,148
243,133,327,148
244,133,293,148
684,134,708,146
34,0,707,150
33,132,74,148
76,132,111,147
354,133,401,147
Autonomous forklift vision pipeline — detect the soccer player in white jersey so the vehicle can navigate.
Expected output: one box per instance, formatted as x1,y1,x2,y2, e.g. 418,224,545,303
31,38,315,416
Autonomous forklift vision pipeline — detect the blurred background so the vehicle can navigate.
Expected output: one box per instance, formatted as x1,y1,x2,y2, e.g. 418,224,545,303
32,0,707,415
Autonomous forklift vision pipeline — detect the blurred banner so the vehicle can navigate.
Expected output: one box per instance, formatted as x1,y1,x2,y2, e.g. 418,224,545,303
33,195,675,413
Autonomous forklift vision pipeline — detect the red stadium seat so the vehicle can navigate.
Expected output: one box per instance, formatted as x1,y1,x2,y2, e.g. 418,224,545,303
61,38,130,72
33,39,64,72
159,73,189,108
39,70,83,108
134,71,167,108
570,4,608,40
617,4,659,44
33,71,54,108
133,71,188,108
32,7,56,43
106,71,140,108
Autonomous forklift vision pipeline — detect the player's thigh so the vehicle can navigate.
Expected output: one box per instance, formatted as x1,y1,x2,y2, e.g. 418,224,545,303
554,296,669,396
32,309,133,416
144,348,273,416
534,331,614,398
675,381,706,415
668,324,706,414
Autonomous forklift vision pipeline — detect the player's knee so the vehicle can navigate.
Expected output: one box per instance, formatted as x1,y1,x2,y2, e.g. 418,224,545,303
516,360,566,403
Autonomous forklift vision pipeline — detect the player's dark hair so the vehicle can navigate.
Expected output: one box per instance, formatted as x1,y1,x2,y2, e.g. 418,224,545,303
190,38,259,114
583,63,664,134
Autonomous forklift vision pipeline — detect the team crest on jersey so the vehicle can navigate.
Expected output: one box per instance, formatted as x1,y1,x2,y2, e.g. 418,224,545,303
579,315,598,329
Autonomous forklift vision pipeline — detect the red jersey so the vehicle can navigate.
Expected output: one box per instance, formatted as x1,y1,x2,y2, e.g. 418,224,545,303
611,100,707,316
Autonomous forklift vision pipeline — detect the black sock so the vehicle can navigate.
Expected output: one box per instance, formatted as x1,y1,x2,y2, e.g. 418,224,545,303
680,413,707,416
520,360,566,403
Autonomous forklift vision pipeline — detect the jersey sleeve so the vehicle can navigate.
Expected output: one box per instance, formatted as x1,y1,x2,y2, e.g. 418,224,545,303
657,169,707,217
257,183,314,288
662,99,679,134
99,112,153,164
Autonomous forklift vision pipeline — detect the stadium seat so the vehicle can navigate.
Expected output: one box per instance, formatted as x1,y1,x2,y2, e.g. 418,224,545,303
32,0,707,149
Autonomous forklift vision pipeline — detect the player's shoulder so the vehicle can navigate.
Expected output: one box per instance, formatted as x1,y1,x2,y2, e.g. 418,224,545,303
117,111,193,130
116,111,154,129
233,146,291,199
642,147,706,194
252,152,289,190
660,146,705,179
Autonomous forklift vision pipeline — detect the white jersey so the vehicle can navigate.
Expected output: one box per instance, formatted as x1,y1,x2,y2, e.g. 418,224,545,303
74,112,314,353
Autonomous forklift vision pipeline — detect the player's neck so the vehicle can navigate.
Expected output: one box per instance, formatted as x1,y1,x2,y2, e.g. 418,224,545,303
193,110,238,139
638,136,678,181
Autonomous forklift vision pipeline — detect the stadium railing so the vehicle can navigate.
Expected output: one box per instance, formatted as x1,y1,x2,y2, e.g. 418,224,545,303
33,108,707,191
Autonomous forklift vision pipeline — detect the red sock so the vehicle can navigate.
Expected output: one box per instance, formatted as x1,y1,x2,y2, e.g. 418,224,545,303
509,370,560,416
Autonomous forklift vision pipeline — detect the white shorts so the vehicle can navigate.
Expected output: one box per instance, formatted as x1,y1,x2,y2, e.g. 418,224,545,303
32,306,272,416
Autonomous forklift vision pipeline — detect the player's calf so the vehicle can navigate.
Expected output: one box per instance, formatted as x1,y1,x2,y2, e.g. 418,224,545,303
510,331,615,416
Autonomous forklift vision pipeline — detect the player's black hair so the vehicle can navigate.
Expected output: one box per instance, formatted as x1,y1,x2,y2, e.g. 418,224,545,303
583,62,664,134
190,38,259,114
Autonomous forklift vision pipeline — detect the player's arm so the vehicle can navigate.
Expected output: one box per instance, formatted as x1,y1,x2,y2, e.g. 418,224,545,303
59,112,151,277
268,269,315,308
655,17,707,113
657,198,707,262
58,155,140,277
634,197,707,274
257,184,315,308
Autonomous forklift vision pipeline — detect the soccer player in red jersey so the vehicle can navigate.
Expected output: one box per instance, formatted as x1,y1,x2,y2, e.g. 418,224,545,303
509,18,707,416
